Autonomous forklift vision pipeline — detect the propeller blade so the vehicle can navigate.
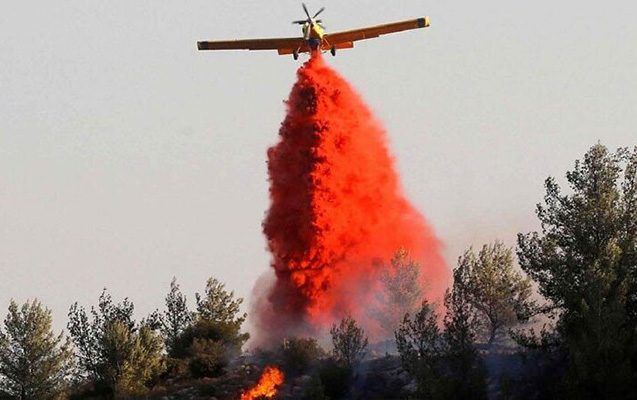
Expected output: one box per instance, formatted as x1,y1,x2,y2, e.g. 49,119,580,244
292,20,307,24
302,3,311,19
313,7,325,18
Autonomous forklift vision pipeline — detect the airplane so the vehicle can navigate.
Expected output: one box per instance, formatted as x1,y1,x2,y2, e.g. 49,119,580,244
197,4,430,60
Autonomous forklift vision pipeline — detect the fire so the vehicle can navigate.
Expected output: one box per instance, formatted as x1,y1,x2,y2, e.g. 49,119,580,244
241,366,284,400
252,53,450,344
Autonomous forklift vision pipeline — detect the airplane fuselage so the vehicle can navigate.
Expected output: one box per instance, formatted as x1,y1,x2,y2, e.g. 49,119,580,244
302,21,325,50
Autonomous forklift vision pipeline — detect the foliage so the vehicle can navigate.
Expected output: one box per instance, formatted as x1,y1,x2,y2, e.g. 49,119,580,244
394,290,487,399
159,278,193,357
170,318,248,378
302,375,329,400
278,337,326,376
517,144,637,398
443,266,488,399
196,277,246,325
330,315,368,370
394,300,445,399
370,248,423,337
67,289,165,396
317,359,352,400
187,338,228,378
0,300,73,400
454,241,535,345
101,321,165,396
160,277,249,380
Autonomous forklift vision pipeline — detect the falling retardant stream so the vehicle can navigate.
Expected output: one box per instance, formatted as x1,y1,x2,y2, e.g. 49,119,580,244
252,53,448,345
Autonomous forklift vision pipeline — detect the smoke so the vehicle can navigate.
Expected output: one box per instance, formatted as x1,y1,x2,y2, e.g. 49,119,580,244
251,54,449,346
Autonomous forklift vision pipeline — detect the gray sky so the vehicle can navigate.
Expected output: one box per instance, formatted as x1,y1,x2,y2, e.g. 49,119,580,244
1,0,636,332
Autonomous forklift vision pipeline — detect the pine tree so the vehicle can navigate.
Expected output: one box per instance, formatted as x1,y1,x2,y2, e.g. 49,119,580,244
517,144,637,398
67,289,165,396
456,241,534,345
160,277,193,356
370,248,422,337
442,266,488,399
0,300,73,399
196,278,246,325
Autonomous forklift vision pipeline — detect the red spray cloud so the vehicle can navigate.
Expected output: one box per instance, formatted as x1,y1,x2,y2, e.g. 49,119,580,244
252,54,448,345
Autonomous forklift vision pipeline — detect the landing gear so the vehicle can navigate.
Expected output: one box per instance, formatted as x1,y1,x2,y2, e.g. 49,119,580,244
293,49,299,60
330,46,336,56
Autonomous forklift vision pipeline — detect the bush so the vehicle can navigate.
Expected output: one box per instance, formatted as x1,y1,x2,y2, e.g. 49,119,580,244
303,375,329,400
171,319,248,360
168,318,248,379
188,339,228,378
279,337,325,376
318,359,352,400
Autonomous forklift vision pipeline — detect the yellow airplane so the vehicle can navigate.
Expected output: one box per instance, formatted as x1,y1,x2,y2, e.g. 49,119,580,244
197,4,430,60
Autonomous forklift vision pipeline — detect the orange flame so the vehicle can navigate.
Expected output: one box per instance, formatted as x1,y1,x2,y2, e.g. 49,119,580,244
241,366,284,400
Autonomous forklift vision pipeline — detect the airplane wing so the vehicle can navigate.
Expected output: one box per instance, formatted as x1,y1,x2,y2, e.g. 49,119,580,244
197,37,306,54
324,17,429,47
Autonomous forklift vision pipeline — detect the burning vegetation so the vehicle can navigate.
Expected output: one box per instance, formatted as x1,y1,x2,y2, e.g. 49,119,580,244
240,366,284,400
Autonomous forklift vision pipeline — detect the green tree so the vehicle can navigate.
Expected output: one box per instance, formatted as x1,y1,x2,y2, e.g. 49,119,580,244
395,300,444,399
278,337,325,376
160,277,193,356
67,289,165,396
370,248,423,337
170,318,249,378
99,321,164,396
195,277,246,325
517,144,637,398
442,266,488,399
0,300,73,400
330,315,368,370
169,277,249,379
456,241,534,345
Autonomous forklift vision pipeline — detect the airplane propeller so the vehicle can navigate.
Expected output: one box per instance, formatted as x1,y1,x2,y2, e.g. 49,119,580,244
303,3,311,18
292,3,326,28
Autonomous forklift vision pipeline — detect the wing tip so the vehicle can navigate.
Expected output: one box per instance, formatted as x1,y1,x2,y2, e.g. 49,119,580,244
418,17,430,28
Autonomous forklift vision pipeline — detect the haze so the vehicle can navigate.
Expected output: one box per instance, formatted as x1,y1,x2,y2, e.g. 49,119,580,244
1,0,636,331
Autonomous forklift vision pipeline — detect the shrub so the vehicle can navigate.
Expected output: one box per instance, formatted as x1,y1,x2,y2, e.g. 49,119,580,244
318,359,352,400
279,337,325,376
188,339,228,378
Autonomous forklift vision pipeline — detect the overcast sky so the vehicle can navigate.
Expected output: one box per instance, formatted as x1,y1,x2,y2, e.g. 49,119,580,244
1,0,636,332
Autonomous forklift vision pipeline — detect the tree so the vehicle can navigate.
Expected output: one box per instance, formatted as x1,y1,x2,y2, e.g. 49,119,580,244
196,277,246,325
99,321,164,396
330,315,368,370
394,300,444,399
168,277,249,379
0,300,73,400
67,289,165,396
455,241,534,345
278,337,325,376
442,267,488,399
170,318,249,378
517,144,637,398
370,248,423,337
159,277,193,356
395,290,487,400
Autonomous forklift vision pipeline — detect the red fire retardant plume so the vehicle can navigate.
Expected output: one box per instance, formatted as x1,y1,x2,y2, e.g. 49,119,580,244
252,54,448,345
